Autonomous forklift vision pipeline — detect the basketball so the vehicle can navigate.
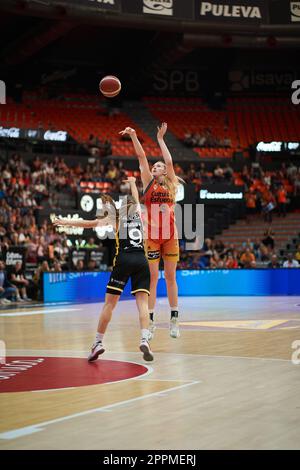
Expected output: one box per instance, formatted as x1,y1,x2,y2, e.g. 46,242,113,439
99,75,121,98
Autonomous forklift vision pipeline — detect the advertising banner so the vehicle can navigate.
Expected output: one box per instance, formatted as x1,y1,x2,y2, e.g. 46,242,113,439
122,0,195,20
0,127,68,142
195,0,268,23
43,268,300,303
269,0,300,24
228,69,298,93
256,142,300,153
198,184,244,204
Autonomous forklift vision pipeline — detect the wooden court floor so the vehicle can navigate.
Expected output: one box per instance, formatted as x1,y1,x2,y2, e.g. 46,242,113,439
0,296,300,450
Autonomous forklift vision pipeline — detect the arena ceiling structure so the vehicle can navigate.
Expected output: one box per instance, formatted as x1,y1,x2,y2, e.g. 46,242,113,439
0,0,299,98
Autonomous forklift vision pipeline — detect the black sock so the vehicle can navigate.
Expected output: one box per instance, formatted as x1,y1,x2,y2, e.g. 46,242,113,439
171,310,178,319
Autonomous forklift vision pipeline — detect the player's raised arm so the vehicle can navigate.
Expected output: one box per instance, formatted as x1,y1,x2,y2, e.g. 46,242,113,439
119,127,152,188
52,216,113,229
123,176,139,204
157,122,177,183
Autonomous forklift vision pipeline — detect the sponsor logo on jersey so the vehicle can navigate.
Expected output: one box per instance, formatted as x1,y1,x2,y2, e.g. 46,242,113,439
147,250,160,260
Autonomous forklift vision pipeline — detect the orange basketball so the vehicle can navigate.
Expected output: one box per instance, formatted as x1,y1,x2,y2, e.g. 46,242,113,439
99,75,121,98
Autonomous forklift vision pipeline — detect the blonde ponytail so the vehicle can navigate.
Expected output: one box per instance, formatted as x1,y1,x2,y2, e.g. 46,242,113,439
161,175,185,203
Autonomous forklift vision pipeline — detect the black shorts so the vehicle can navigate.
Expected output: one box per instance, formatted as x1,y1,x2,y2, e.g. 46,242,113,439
106,252,150,296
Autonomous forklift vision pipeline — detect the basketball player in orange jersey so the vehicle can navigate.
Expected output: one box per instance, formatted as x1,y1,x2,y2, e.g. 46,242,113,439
119,123,181,339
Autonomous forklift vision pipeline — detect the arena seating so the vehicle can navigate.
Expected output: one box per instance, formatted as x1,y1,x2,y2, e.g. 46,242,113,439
0,94,160,158
143,95,300,159
1,94,299,161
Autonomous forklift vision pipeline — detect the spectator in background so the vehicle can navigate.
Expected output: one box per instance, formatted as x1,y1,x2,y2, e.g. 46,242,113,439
287,162,298,180
277,184,287,217
224,243,236,257
259,242,271,262
33,260,50,300
196,251,210,269
215,240,225,255
103,140,112,157
213,165,224,182
283,253,299,268
86,238,98,249
261,188,276,224
240,248,256,268
53,239,64,261
36,236,47,263
223,136,231,148
0,260,18,304
51,260,62,272
245,189,257,223
183,132,195,148
106,161,118,180
293,173,300,196
87,259,97,271
268,254,280,269
242,238,254,250
75,259,85,271
295,244,300,263
8,261,31,301
86,134,100,156
26,235,39,264
262,229,275,251
223,163,233,183
225,254,239,269
209,252,221,269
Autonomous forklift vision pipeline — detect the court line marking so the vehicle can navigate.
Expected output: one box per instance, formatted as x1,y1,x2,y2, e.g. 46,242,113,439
0,380,201,440
32,378,191,392
6,349,294,363
0,308,81,317
32,387,76,393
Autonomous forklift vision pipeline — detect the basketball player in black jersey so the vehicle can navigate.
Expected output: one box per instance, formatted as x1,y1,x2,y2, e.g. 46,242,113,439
52,177,153,362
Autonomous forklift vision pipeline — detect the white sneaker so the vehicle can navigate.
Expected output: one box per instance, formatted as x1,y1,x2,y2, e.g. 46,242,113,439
139,340,154,362
22,297,32,301
170,317,180,338
149,320,156,341
1,298,11,305
87,342,105,362
16,297,25,302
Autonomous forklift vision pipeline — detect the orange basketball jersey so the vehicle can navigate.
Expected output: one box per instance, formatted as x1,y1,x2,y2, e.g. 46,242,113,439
143,179,176,241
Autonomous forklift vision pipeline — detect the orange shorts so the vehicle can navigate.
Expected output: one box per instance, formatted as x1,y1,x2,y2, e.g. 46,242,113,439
146,238,179,263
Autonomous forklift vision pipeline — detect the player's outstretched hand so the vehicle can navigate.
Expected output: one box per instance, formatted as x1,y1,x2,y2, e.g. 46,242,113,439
157,122,167,140
52,217,65,226
119,127,136,136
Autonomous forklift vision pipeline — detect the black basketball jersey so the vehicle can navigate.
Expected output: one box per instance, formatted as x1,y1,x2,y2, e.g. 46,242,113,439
116,208,144,254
